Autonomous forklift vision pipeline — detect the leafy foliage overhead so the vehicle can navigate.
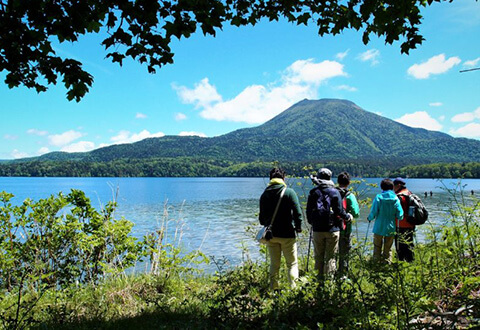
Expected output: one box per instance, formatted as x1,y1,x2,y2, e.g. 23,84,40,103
0,0,450,100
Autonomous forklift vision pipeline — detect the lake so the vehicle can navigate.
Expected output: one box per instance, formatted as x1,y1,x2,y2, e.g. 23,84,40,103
1,177,478,272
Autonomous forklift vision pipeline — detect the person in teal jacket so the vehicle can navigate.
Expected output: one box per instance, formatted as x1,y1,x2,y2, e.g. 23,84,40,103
367,179,404,263
337,172,360,276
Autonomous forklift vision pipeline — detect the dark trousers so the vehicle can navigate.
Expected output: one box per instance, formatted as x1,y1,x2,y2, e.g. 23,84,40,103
338,232,351,275
395,227,414,262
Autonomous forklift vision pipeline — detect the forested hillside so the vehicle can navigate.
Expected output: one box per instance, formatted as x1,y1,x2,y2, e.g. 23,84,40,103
3,99,480,177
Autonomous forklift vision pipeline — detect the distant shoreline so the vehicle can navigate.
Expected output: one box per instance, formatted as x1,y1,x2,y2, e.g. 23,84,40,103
1,160,480,179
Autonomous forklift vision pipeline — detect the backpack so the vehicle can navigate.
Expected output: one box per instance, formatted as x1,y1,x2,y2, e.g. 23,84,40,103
399,193,428,225
336,187,350,230
311,188,341,227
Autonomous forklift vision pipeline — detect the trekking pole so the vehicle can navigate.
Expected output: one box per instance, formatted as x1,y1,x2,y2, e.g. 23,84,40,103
306,226,312,272
363,220,371,256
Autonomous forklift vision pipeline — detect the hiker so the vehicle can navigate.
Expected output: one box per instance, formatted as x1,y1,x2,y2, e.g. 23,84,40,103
394,177,415,262
337,172,360,276
259,168,303,290
307,168,349,277
367,179,404,263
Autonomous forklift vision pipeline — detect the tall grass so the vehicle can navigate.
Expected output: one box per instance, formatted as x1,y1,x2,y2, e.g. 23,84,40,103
0,180,479,329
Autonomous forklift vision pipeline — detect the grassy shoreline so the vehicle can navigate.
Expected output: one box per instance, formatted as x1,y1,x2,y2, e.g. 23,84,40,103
1,184,480,329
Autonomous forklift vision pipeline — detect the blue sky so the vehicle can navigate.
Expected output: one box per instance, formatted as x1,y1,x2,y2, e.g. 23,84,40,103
1,0,479,160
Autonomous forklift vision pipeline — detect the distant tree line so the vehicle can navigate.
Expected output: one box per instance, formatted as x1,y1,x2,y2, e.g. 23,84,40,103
391,162,480,179
2,158,479,178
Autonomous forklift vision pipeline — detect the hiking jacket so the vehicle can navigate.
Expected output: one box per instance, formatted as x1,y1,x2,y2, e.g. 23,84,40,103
396,188,415,229
337,187,360,235
307,180,348,233
259,180,303,238
367,190,404,237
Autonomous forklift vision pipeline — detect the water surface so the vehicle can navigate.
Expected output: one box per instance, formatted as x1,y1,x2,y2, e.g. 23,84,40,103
1,177,478,271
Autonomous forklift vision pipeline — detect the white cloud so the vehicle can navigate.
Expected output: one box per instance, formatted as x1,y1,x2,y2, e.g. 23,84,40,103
48,130,84,146
439,115,446,121
284,59,346,85
395,111,443,131
110,129,165,144
4,134,17,140
173,78,222,109
61,141,96,153
135,112,147,119
464,57,480,68
37,147,50,155
175,113,187,121
174,59,346,124
450,123,480,138
178,131,207,137
27,128,48,136
334,85,358,92
407,54,461,79
357,49,380,65
452,113,475,123
451,107,480,123
336,49,349,61
429,102,443,107
11,149,29,159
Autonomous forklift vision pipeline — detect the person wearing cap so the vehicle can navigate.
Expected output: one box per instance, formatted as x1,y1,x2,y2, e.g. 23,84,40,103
367,179,404,263
307,168,349,277
394,177,415,262
259,168,303,291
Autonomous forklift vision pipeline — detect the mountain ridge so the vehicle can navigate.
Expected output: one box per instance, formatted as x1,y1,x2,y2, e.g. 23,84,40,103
7,98,480,167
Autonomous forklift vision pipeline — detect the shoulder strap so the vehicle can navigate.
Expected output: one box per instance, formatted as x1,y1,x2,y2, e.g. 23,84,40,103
269,187,286,228
335,186,350,198
397,193,410,201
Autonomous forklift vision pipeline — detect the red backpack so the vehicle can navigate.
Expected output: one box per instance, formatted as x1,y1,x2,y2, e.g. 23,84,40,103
336,187,350,231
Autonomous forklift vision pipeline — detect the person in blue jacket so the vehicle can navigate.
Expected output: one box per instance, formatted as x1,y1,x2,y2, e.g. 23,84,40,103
367,178,404,263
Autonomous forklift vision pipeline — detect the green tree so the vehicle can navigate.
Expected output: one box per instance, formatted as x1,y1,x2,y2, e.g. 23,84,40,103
1,0,455,101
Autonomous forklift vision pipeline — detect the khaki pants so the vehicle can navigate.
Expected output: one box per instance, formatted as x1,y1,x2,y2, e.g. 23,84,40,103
373,234,394,262
313,231,340,277
266,237,298,290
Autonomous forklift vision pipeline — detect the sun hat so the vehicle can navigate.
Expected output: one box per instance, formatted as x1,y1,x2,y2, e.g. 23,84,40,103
318,168,332,180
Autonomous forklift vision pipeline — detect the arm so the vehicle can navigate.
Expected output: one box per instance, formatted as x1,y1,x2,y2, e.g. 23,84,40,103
259,193,268,226
347,193,360,218
367,196,379,222
306,190,316,225
395,197,404,220
287,188,303,231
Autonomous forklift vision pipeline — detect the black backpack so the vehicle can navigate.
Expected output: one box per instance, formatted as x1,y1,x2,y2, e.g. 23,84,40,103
312,187,338,227
399,193,428,225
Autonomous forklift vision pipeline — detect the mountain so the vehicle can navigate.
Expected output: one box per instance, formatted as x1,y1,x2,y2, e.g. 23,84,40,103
4,99,480,177
37,98,480,164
